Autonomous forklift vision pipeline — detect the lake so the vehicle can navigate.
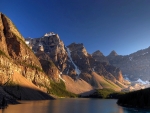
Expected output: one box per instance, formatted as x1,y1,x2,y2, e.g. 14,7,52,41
0,99,150,113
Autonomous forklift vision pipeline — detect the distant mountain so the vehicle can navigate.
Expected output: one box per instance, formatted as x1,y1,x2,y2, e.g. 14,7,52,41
108,50,118,57
107,47,150,81
92,50,109,63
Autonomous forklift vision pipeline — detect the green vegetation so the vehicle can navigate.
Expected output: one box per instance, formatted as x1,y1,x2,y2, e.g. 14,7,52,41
48,80,78,98
12,32,34,54
16,60,43,72
48,60,55,67
24,63,43,72
117,88,150,108
97,77,120,90
115,82,124,88
4,80,18,86
84,88,126,99
103,78,119,89
97,88,116,98
10,33,43,72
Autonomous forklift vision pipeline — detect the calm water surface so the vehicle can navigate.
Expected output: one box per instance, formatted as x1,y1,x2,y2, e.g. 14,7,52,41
0,99,150,113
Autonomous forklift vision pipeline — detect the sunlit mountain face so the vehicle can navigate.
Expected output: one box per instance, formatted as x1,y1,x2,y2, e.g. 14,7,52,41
25,31,150,92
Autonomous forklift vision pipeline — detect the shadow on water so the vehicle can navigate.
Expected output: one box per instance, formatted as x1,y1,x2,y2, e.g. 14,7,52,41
2,86,54,100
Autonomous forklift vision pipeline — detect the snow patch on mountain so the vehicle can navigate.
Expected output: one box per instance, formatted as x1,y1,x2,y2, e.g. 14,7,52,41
92,66,95,72
59,72,65,82
142,52,148,55
44,32,55,37
124,75,130,81
129,57,132,61
136,78,149,85
66,47,81,77
25,41,30,45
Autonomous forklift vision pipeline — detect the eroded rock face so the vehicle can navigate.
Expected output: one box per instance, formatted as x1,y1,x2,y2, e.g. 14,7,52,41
67,43,91,72
27,33,68,72
1,14,41,68
0,13,9,56
26,33,79,80
66,43,124,85
35,51,60,81
103,63,124,82
0,13,51,93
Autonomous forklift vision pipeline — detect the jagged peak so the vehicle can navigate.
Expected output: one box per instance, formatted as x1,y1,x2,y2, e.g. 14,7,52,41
108,50,118,56
92,50,104,56
43,32,60,41
68,42,84,47
67,43,88,56
67,43,85,51
44,32,56,37
1,13,25,42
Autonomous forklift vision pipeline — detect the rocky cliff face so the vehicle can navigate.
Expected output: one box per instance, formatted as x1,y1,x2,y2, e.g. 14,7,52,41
26,33,68,72
92,47,150,81
35,47,60,81
67,43,90,73
0,13,51,94
67,43,124,83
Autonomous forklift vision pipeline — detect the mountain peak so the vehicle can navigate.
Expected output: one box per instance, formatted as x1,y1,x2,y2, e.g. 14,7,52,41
44,32,56,37
108,50,118,56
92,50,104,56
92,50,109,63
67,43,88,56
67,43,84,50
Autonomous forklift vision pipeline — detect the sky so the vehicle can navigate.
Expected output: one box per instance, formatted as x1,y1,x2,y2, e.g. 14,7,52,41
1,0,150,56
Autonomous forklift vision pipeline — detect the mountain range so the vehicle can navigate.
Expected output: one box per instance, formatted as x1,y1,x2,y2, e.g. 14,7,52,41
0,13,149,100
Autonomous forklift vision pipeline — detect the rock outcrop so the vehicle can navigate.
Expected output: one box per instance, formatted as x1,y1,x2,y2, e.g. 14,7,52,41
35,47,60,81
26,33,68,72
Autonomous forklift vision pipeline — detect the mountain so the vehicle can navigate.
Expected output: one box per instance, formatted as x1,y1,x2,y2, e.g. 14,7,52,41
0,13,54,100
0,12,128,101
107,47,150,81
108,50,118,57
92,50,109,63
26,32,127,94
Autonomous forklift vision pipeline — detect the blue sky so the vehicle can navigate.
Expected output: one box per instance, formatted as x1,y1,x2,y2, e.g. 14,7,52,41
1,0,150,55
